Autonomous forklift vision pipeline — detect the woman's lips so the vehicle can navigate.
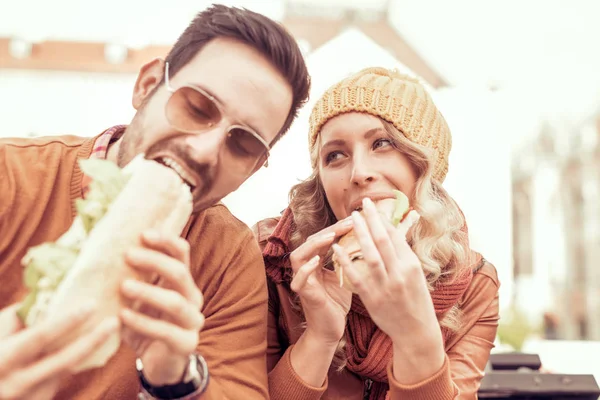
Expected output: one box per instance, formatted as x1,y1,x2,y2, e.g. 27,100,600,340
347,192,396,215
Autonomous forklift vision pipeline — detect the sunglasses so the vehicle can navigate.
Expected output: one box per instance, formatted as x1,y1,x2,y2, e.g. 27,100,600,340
163,62,271,172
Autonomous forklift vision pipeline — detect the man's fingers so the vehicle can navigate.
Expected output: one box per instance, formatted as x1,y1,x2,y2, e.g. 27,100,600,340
142,231,191,266
290,256,320,293
121,279,203,330
0,373,60,400
1,317,119,399
0,303,96,371
0,304,25,338
51,317,120,374
125,247,202,308
120,309,199,355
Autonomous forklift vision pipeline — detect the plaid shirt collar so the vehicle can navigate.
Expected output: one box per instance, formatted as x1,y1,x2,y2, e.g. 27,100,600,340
81,125,127,197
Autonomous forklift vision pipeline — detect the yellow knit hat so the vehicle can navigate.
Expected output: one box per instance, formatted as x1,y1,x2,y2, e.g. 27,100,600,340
309,67,452,183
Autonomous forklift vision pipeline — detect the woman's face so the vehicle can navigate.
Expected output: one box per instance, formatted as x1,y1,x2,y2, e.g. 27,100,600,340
318,112,418,221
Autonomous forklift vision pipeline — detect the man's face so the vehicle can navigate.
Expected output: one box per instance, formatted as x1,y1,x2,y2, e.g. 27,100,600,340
117,37,293,212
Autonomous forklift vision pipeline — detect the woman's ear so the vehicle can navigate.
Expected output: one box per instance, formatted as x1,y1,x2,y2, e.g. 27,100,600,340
132,58,165,110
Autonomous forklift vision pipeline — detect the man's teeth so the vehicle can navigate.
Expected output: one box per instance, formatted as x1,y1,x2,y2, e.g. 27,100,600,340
160,157,194,187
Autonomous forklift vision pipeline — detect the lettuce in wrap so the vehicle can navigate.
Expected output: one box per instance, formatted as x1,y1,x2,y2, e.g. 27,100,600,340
17,158,131,324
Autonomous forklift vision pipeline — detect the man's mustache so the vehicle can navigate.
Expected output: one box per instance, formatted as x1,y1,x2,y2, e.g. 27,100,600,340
146,141,215,199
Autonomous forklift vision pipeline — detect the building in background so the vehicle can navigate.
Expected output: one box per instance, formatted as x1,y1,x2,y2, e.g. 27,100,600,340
512,109,600,340
8,0,600,318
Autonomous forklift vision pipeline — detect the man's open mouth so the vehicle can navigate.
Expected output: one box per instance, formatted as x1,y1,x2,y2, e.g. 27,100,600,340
155,156,197,190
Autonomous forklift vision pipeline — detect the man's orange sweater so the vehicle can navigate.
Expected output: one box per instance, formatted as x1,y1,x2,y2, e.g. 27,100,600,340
0,135,269,399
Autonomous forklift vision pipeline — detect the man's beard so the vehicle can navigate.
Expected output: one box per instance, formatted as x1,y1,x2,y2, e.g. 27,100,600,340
117,115,219,213
116,118,143,168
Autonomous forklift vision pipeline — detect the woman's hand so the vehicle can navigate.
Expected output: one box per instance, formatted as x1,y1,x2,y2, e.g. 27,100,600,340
333,197,445,383
0,303,118,400
289,217,354,345
287,217,354,387
120,230,204,386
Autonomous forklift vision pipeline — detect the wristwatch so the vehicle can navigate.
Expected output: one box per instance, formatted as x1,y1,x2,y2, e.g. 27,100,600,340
137,354,209,400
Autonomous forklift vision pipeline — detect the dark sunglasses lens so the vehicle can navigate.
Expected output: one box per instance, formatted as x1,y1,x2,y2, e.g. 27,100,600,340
228,128,267,158
167,87,220,131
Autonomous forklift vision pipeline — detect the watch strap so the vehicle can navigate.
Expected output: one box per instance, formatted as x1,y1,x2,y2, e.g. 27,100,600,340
137,354,209,400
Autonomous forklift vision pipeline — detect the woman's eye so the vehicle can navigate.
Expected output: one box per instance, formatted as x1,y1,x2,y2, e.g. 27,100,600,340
351,255,364,262
325,151,343,164
373,138,393,149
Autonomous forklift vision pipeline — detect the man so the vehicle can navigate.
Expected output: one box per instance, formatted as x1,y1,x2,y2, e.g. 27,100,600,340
0,4,310,399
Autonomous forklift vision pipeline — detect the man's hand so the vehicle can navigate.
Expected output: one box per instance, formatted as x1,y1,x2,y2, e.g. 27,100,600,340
0,303,119,400
121,230,204,386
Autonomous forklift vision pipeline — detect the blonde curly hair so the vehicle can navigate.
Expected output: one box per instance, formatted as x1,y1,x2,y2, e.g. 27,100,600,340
287,119,471,369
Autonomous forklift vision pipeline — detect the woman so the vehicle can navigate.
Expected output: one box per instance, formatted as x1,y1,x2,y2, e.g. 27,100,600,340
253,67,500,399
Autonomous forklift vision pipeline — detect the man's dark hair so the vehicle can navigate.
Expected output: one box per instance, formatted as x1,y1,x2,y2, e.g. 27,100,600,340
165,4,311,143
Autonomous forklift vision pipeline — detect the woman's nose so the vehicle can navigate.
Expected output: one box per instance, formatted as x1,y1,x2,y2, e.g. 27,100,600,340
351,160,376,187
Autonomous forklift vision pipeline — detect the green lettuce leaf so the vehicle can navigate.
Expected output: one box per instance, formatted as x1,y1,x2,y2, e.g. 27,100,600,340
390,190,410,226
17,158,129,323
17,243,79,322
76,159,131,233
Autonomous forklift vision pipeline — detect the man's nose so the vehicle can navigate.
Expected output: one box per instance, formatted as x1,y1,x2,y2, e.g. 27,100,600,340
183,128,227,168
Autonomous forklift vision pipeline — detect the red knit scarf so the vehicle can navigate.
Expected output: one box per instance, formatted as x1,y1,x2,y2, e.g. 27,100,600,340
263,208,480,400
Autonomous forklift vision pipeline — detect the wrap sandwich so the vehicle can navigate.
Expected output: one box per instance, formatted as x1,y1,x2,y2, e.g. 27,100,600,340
332,190,412,293
16,154,193,372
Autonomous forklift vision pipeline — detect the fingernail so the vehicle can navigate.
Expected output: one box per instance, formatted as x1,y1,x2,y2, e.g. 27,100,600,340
340,218,353,227
310,255,320,265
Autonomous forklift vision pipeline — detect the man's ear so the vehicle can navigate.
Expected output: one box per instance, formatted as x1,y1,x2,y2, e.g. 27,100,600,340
132,58,165,110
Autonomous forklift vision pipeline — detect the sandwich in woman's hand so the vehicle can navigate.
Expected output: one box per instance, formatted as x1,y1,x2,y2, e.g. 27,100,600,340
332,190,411,293
16,154,193,372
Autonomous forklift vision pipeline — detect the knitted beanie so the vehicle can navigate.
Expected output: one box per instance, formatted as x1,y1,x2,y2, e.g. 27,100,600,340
308,67,452,183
